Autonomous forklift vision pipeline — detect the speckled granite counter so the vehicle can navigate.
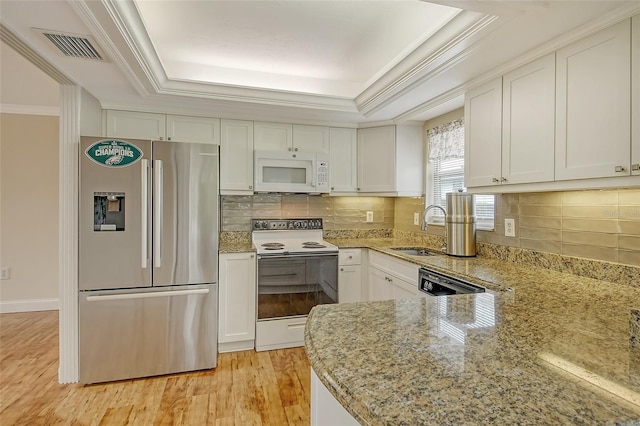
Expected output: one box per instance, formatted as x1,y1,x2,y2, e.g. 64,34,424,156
306,239,640,425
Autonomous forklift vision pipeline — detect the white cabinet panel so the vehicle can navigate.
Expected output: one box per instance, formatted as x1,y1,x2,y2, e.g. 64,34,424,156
220,119,254,194
368,267,392,302
632,15,640,175
555,19,631,180
254,122,292,151
166,115,220,144
464,78,502,187
218,252,256,352
502,53,555,184
338,265,362,303
311,369,359,426
329,127,358,194
106,110,166,140
293,124,330,153
357,125,423,195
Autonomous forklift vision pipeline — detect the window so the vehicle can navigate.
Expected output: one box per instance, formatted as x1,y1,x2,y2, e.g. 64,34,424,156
426,118,494,230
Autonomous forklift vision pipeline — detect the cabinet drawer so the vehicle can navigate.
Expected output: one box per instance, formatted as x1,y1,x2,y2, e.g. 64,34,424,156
339,249,361,265
256,317,306,351
368,250,419,284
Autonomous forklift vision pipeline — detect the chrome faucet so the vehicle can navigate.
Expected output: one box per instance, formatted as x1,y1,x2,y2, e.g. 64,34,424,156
422,204,447,252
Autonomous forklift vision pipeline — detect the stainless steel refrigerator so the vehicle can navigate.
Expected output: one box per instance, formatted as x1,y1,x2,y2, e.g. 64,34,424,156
79,137,219,384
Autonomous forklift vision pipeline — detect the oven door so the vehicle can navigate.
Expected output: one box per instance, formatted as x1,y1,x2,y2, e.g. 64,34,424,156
257,253,338,320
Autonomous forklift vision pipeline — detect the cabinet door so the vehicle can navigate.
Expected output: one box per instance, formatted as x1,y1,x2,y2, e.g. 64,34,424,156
502,54,555,184
329,128,358,193
338,265,362,303
218,253,256,344
220,119,254,194
555,19,631,180
392,277,421,300
105,110,166,140
464,78,502,187
632,15,640,175
368,267,392,302
166,115,220,145
357,126,396,192
254,122,292,151
293,124,330,153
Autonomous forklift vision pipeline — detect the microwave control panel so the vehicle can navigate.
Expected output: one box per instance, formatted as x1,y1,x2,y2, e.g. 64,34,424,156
317,161,329,189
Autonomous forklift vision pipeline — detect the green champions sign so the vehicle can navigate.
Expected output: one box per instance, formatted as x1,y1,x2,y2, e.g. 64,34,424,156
85,139,143,168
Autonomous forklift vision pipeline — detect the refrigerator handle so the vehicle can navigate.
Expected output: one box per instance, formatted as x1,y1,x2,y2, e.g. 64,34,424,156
141,159,149,269
85,288,209,302
153,159,163,268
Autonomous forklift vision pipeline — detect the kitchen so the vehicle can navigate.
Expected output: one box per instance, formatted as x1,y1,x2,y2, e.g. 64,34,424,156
1,0,640,424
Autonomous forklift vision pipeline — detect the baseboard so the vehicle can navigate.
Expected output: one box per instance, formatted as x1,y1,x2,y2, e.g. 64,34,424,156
218,340,255,353
0,298,59,313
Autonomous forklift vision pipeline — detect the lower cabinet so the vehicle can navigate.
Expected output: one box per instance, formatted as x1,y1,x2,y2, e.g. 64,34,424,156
311,368,359,426
218,252,256,352
338,249,362,303
368,251,421,301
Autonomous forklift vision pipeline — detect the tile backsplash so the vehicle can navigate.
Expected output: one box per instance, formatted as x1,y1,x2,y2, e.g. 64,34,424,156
221,195,394,231
395,188,640,266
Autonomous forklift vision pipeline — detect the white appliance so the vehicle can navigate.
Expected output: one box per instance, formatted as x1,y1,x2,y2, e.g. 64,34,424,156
252,219,338,351
254,150,330,193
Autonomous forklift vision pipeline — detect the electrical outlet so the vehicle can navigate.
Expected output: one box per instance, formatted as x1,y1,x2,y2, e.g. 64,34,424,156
505,218,516,237
1,267,10,280
413,212,420,226
366,211,374,222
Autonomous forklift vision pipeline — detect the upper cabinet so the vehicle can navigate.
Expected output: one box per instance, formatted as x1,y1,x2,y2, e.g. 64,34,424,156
464,78,503,188
357,125,423,196
466,18,638,193
502,53,556,184
465,54,555,188
254,122,329,153
105,110,220,144
329,127,358,194
632,15,640,176
220,119,254,195
555,19,631,180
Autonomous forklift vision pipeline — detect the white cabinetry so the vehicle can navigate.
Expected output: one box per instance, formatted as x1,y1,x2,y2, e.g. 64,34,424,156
555,19,631,180
311,369,359,426
218,252,256,352
367,251,420,301
502,53,555,184
105,110,220,144
464,78,503,188
254,122,330,153
220,119,254,195
338,249,362,303
329,128,358,194
632,15,640,175
357,125,423,196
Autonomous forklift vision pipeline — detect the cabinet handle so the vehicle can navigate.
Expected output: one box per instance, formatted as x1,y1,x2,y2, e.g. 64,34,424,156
249,185,253,190
288,147,293,151
492,178,499,183
348,256,353,259
357,187,361,191
331,187,335,190
159,137,164,141
167,137,172,141
615,165,625,172
500,177,507,183
250,254,255,258
340,268,344,271
632,164,640,171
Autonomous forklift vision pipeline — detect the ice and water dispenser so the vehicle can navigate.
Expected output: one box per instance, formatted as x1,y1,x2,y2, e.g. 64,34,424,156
93,192,125,231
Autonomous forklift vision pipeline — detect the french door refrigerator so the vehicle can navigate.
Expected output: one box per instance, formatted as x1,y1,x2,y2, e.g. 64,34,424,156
79,137,219,384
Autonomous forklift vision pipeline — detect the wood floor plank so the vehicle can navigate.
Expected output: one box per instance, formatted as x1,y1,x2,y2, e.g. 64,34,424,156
0,311,311,425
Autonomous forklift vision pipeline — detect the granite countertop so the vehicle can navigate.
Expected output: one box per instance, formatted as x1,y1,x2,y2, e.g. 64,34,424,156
306,238,640,425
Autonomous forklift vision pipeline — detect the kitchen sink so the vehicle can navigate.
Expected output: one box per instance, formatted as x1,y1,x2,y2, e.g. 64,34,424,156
390,247,440,256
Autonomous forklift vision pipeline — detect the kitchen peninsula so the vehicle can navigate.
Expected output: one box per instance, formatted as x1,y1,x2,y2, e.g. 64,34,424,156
305,244,640,425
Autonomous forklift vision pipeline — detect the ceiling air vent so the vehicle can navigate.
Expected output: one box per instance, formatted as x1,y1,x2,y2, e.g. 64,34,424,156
35,28,107,61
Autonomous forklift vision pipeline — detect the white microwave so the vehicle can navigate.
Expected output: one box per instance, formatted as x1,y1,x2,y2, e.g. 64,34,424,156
254,150,330,194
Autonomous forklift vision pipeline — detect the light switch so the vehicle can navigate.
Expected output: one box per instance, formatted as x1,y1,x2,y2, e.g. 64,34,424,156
366,211,374,222
1,267,10,280
414,212,420,226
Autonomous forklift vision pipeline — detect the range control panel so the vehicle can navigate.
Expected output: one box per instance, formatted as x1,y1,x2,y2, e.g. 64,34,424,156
251,218,324,231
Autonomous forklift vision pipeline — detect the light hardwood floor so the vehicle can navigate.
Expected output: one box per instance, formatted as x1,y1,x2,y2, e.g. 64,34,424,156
0,311,311,425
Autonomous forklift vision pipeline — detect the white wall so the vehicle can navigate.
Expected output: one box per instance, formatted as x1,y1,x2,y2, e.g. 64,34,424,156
0,40,61,312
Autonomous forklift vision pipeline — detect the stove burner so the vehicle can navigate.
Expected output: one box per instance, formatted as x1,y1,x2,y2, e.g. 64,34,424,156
263,247,284,251
303,244,326,249
261,242,285,248
302,241,323,246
